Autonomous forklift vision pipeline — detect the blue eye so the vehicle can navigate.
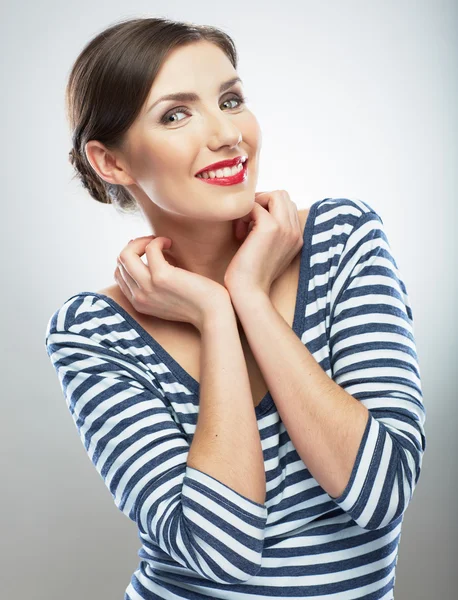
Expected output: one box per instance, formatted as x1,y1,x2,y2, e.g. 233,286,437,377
160,93,248,125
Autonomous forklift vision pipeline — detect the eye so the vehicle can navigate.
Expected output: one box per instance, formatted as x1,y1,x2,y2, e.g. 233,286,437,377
159,93,248,125
221,94,247,110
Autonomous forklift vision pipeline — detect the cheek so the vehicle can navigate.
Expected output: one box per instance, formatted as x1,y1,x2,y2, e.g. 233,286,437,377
155,139,196,175
143,151,196,208
241,110,262,142
128,143,160,180
134,144,189,185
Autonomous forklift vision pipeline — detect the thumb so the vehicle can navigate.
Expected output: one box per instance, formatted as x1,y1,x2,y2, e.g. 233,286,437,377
143,236,173,254
129,234,156,244
128,235,172,257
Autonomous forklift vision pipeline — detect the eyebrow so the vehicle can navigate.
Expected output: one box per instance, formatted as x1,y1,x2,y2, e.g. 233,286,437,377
146,77,243,114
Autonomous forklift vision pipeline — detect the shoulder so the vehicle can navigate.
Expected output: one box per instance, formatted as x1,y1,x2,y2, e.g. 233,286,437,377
45,291,106,339
96,283,151,326
44,288,130,348
314,197,382,224
97,283,125,307
307,197,385,251
295,197,381,237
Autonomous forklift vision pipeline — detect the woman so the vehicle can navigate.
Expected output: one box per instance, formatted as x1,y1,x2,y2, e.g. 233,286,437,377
45,16,426,600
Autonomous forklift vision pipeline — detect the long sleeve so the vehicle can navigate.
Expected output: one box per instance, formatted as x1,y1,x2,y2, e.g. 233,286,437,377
327,208,426,531
44,295,268,584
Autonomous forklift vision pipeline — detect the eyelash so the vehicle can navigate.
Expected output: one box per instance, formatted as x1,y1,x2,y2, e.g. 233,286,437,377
160,93,248,125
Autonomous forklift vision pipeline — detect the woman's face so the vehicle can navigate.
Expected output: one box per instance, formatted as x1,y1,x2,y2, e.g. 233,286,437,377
121,40,262,223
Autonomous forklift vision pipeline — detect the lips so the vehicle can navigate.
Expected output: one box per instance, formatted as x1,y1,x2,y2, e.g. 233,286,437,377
195,156,247,176
195,158,248,186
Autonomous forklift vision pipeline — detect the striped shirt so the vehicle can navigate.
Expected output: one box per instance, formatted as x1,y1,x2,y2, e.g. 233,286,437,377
45,197,426,599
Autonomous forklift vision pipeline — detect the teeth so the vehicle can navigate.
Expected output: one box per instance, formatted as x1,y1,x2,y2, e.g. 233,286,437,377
197,159,247,179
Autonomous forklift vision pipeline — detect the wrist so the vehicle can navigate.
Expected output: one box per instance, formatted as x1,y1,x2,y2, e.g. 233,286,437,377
227,284,268,306
197,289,234,333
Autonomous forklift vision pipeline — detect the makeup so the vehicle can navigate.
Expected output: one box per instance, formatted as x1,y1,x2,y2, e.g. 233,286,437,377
195,159,248,186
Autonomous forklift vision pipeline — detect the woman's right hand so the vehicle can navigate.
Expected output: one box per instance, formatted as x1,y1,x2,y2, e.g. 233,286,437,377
114,235,231,331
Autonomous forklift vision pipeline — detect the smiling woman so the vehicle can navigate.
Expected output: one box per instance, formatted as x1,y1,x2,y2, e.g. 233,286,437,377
66,18,248,215
47,14,425,600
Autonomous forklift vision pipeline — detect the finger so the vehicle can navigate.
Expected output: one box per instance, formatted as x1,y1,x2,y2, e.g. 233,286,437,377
141,237,174,285
128,234,156,244
255,190,291,230
143,237,173,280
287,199,302,236
236,202,259,229
117,237,163,289
278,193,298,234
253,191,270,209
234,217,249,240
114,265,132,300
285,196,298,231
236,192,288,239
116,258,139,292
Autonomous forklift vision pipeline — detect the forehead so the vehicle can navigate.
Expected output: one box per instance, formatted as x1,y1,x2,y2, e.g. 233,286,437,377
150,41,236,94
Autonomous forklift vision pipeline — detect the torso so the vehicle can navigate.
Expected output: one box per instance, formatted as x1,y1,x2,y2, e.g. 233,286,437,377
97,209,310,408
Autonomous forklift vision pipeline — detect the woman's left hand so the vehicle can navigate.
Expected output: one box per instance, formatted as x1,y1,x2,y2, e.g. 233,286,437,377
224,190,304,298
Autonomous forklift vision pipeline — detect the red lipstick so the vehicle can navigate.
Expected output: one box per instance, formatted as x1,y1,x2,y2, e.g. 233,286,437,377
195,155,247,176
195,157,249,186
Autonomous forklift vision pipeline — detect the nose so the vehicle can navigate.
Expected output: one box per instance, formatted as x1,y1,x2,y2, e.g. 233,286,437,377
205,109,243,149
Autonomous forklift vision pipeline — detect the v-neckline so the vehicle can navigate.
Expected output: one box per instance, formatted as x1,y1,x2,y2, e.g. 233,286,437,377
78,199,320,418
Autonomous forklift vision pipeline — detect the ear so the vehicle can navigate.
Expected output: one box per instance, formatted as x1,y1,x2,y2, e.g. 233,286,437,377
85,141,136,186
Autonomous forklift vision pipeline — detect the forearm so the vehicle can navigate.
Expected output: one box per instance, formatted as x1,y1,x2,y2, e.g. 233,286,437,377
186,300,266,506
230,288,369,500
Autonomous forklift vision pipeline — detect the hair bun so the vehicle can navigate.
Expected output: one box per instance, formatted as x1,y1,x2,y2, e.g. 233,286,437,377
68,147,111,205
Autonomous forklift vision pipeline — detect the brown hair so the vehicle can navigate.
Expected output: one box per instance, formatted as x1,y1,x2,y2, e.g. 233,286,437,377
66,17,238,215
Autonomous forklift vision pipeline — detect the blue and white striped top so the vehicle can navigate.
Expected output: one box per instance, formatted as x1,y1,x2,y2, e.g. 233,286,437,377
45,197,426,600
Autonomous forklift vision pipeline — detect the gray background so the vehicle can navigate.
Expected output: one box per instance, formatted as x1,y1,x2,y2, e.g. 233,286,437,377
2,0,456,598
